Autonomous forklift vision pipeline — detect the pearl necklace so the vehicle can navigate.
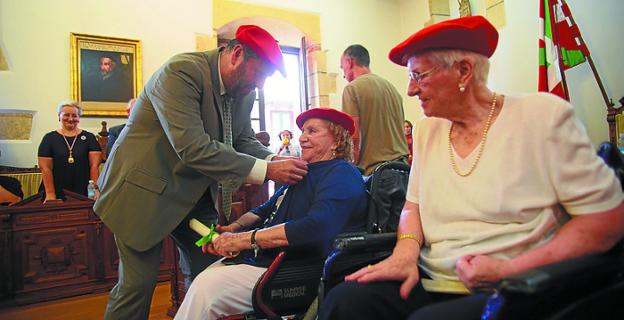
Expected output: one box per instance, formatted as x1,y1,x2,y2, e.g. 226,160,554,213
448,92,497,177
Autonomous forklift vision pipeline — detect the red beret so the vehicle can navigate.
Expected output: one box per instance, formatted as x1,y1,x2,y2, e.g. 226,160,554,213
296,108,355,135
388,15,498,66
236,25,286,76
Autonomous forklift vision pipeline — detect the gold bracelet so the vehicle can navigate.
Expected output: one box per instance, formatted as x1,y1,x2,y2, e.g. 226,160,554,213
397,233,422,247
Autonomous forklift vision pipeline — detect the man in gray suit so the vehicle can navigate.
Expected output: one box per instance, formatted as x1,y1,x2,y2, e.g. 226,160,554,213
95,25,308,320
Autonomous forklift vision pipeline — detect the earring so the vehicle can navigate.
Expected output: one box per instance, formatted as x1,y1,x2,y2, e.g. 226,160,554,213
331,150,337,159
459,84,466,93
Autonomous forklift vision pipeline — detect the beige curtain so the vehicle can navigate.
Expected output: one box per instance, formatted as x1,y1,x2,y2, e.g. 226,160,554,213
2,173,42,199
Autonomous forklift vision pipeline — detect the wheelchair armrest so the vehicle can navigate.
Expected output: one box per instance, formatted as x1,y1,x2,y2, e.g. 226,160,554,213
333,232,397,251
487,250,624,320
496,251,623,295
320,232,398,302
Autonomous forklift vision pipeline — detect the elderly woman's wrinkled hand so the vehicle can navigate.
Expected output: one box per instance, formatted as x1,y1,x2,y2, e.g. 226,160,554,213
211,232,245,258
201,242,219,255
455,254,510,290
344,244,420,300
216,223,237,233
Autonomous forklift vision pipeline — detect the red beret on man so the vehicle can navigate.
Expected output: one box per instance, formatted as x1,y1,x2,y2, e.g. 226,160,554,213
388,15,499,66
236,25,286,76
296,108,356,136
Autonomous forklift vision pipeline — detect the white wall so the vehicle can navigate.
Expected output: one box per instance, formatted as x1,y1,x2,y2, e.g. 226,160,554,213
1,0,622,167
239,0,407,111
0,0,408,167
565,0,623,144
495,0,624,145
397,0,434,123
398,0,624,146
0,0,213,167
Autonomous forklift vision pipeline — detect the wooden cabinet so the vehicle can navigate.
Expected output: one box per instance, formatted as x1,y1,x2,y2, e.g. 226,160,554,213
0,182,267,312
0,190,174,306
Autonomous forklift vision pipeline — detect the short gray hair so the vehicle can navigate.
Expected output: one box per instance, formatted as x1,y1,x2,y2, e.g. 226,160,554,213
417,49,490,84
56,100,83,116
225,39,259,61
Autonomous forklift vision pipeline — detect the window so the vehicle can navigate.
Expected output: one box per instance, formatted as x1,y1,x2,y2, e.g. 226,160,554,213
253,46,303,147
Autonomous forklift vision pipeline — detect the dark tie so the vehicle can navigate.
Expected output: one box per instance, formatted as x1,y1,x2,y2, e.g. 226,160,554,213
221,97,234,221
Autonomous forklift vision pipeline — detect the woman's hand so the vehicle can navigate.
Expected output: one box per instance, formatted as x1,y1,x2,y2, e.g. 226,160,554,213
202,243,218,255
455,254,512,290
43,193,58,204
208,232,246,258
216,223,240,233
344,242,420,299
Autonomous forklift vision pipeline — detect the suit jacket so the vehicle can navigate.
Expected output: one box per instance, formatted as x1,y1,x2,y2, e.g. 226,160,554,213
94,48,272,251
106,124,125,157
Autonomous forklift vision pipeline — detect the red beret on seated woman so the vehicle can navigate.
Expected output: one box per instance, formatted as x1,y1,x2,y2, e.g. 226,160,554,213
175,108,367,319
319,16,624,320
38,101,102,203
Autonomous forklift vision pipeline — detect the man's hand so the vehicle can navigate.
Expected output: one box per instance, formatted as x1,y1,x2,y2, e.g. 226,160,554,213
266,158,308,185
272,155,298,161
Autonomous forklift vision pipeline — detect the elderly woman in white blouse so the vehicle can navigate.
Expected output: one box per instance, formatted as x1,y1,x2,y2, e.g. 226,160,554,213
319,15,624,320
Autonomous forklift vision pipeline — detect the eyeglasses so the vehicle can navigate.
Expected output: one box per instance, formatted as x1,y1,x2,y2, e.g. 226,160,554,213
408,67,438,84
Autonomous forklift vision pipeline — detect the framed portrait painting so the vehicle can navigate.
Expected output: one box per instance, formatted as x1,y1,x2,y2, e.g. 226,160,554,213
70,33,142,117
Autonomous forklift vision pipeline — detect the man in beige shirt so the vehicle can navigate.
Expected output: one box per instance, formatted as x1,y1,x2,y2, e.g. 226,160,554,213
340,44,409,175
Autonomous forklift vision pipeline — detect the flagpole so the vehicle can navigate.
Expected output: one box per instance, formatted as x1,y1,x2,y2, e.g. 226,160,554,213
560,0,613,110
560,0,616,144
548,0,570,100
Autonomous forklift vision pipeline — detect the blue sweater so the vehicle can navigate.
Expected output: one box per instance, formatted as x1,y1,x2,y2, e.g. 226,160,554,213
248,159,368,264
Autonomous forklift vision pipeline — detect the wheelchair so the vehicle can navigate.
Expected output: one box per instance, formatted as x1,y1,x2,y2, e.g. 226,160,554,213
318,142,624,320
481,141,624,320
218,160,411,320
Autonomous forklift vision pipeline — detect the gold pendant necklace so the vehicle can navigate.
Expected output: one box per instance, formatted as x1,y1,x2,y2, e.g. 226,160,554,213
448,92,497,177
61,132,78,164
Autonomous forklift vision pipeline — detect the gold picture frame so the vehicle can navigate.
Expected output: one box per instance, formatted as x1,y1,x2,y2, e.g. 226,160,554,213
70,33,142,117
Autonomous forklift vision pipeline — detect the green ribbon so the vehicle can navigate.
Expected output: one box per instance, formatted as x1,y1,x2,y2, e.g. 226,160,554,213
194,224,220,247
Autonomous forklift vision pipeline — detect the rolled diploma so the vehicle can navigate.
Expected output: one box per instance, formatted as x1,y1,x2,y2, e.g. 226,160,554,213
189,218,219,246
190,218,213,236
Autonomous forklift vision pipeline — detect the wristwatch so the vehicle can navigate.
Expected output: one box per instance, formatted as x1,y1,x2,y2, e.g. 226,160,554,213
250,228,261,257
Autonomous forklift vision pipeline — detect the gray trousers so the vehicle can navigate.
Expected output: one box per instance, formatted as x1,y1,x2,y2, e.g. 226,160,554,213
104,239,163,320
104,190,220,320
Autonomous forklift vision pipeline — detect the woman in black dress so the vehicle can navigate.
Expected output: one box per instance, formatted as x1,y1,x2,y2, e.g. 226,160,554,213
38,101,101,202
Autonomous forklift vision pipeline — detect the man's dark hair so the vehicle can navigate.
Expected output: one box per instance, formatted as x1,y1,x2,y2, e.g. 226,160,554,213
226,39,259,60
343,44,370,67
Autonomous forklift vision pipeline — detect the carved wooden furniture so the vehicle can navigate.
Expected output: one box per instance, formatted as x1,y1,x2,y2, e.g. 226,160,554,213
607,96,624,146
97,120,109,162
0,190,174,306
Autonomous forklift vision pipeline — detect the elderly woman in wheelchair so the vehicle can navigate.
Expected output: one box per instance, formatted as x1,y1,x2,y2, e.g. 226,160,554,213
175,108,368,319
318,16,624,320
